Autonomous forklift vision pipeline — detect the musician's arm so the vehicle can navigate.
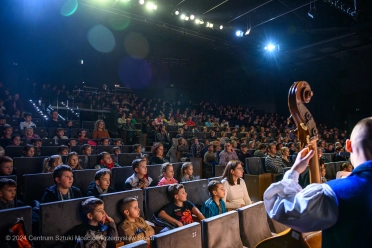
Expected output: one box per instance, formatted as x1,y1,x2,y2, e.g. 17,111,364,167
264,169,338,233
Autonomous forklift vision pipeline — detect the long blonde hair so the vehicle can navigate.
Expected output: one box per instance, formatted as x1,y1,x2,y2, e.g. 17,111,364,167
66,152,83,170
94,119,107,131
43,155,62,173
180,162,193,180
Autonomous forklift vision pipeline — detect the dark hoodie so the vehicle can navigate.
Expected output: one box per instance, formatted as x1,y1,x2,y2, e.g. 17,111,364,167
41,185,82,203
86,181,115,198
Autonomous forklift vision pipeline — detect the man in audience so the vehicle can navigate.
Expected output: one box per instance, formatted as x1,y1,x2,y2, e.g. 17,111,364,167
47,110,65,128
265,143,285,174
253,144,267,157
41,165,82,203
238,144,253,165
186,116,196,127
219,142,238,166
324,143,334,153
264,117,372,247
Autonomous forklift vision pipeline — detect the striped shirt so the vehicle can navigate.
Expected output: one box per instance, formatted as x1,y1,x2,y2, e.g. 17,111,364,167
265,155,285,173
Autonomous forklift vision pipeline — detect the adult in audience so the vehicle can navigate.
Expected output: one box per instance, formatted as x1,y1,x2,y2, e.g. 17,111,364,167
149,142,168,165
156,125,170,148
253,143,267,157
190,137,205,158
203,144,217,178
117,112,126,130
265,143,286,174
281,147,293,167
219,142,238,166
221,160,252,210
186,116,196,127
93,119,110,139
264,117,372,247
122,118,136,144
47,110,64,128
237,143,253,164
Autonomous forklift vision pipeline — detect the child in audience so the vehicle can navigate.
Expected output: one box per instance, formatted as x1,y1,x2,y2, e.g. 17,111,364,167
19,112,36,130
125,159,153,190
43,155,63,173
158,184,205,227
201,180,227,218
0,178,19,210
23,127,40,141
342,162,353,172
58,145,69,156
100,138,110,146
0,156,17,176
78,128,89,144
113,138,123,147
81,144,92,165
112,146,121,163
118,197,155,246
66,151,83,170
54,128,68,139
2,125,12,139
61,198,118,248
67,138,76,148
87,168,115,198
41,164,82,203
8,134,21,147
321,167,327,183
22,144,35,157
157,163,178,186
32,138,42,156
180,162,196,182
95,151,120,169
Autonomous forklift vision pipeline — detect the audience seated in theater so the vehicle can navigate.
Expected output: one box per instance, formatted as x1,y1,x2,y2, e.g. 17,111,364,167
317,147,330,163
149,143,169,165
47,110,65,128
253,143,267,157
341,162,353,172
231,140,239,150
113,138,123,148
54,128,68,140
43,155,63,173
23,127,40,141
132,143,143,156
334,146,348,162
155,115,163,126
67,138,76,148
118,197,154,246
0,178,22,210
265,143,286,174
77,129,89,144
186,116,196,127
8,134,21,147
219,142,238,166
156,125,170,148
321,167,327,183
158,184,205,227
205,118,213,127
175,128,185,139
237,144,253,165
0,146,4,157
66,152,83,170
324,143,334,153
100,138,110,146
81,144,92,164
0,156,17,177
1,125,12,139
281,147,293,167
59,198,118,248
19,112,36,130
287,142,296,156
180,162,196,182
112,146,120,163
11,110,20,118
190,137,205,158
221,160,252,210
93,119,110,139
58,145,69,156
166,139,179,163
201,180,227,218
125,159,154,190
117,112,126,130
95,152,120,170
22,144,35,157
87,169,115,198
177,118,186,127
41,165,82,203
0,116,7,127
157,162,178,186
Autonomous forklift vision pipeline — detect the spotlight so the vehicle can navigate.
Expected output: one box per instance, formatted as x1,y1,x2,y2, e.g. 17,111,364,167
139,0,144,4
235,30,244,37
245,28,251,35
195,19,200,24
264,43,277,51
146,2,156,10
220,25,223,30
185,16,189,21
199,19,204,24
175,11,179,15
190,15,195,20
308,7,316,18
180,14,186,20
206,22,213,28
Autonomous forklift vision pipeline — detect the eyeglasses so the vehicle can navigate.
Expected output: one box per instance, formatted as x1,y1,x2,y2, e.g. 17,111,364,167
235,167,244,171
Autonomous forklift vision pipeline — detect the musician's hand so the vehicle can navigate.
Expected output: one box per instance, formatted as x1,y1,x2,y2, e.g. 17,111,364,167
292,148,315,174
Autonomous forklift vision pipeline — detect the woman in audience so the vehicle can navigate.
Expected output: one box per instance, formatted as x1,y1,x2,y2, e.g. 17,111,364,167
2,126,12,139
66,151,83,170
43,155,63,173
281,147,293,167
93,119,110,139
177,118,186,127
22,144,35,157
205,118,213,127
23,127,40,141
117,112,126,130
156,125,170,149
221,160,252,210
248,141,255,149
149,143,168,165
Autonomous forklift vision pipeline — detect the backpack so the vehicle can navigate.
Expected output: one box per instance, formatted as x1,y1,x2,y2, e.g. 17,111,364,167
3,218,33,248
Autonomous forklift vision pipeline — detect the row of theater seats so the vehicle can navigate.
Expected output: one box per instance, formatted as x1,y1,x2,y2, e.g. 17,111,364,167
4,144,139,157
0,192,301,248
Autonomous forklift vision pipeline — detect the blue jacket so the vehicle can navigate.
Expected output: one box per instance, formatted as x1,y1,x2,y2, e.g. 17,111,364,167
324,160,372,247
201,198,227,218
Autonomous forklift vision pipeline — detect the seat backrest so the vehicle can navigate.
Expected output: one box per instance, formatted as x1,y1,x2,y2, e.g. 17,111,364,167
71,145,97,155
98,145,117,154
0,138,10,148
172,162,183,182
111,167,135,191
33,127,47,138
325,162,336,180
266,215,289,234
88,154,100,169
151,222,202,248
245,157,265,175
0,206,32,236
238,201,273,248
42,139,57,146
40,197,89,248
208,176,222,182
201,211,242,248
145,185,170,220
147,164,162,186
189,158,202,179
323,153,334,162
23,173,54,204
100,189,144,226
4,146,24,158
121,145,132,153
13,156,46,177
82,121,95,130
181,179,209,208
72,169,99,196
40,146,60,156
6,117,20,126
119,240,148,248
118,153,142,167
334,161,344,173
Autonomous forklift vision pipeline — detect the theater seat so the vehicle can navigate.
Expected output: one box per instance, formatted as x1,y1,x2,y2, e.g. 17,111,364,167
147,164,162,186
201,211,243,248
23,173,54,205
111,167,135,191
118,153,141,167
144,185,170,221
0,206,32,238
181,179,209,209
72,169,99,196
151,222,202,248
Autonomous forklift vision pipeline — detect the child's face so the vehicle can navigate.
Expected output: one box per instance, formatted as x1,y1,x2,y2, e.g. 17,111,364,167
135,161,147,176
134,146,142,153
56,171,73,189
61,149,68,156
321,168,326,177
115,141,121,146
84,147,92,156
80,131,86,137
163,165,174,179
96,173,110,190
4,128,12,136
25,147,35,157
69,155,79,168
102,155,113,164
34,141,42,147
55,158,63,167
213,184,225,199
102,139,109,146
89,203,106,223
25,116,32,122
57,130,64,137
67,121,72,127
185,165,193,176
0,186,16,202
12,136,21,146
125,200,140,219
175,188,187,202
345,165,353,172
1,162,13,175
69,140,76,147
114,149,120,155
